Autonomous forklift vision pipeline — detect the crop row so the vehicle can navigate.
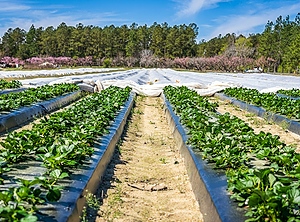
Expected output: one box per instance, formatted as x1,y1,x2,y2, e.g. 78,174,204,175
0,79,22,90
0,86,131,221
277,88,300,98
223,87,300,120
163,85,300,221
0,83,79,112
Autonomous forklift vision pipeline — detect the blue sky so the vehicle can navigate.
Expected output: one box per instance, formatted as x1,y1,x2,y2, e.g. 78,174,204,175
0,0,299,42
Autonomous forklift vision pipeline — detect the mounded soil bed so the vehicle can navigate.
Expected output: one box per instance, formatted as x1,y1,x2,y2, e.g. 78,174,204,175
2,92,299,221
84,96,203,221
212,97,300,152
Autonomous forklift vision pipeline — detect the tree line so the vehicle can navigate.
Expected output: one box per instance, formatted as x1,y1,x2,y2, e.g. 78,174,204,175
0,13,299,73
0,22,198,60
198,13,300,73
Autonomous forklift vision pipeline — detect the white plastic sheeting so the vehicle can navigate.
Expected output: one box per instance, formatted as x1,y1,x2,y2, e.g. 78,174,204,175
4,68,300,96
0,68,121,78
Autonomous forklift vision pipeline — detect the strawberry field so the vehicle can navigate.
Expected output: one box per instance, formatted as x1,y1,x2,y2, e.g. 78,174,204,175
223,87,300,120
164,85,300,222
0,84,132,221
277,88,300,98
0,83,79,112
0,79,22,90
0,68,299,221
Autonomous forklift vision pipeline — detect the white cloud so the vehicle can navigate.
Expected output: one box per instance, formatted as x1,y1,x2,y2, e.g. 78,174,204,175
0,3,127,36
176,0,205,16
203,2,300,40
175,0,230,17
0,1,30,11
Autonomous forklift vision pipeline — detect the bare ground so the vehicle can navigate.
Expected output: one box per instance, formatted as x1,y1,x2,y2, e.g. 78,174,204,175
84,96,203,222
2,92,298,221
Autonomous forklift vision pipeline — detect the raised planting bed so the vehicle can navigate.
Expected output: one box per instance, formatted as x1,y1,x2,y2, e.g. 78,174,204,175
0,79,22,90
277,88,300,101
0,88,26,95
0,90,83,134
0,83,79,113
163,85,300,222
0,86,133,221
277,88,300,98
0,83,83,134
0,79,25,95
215,87,300,136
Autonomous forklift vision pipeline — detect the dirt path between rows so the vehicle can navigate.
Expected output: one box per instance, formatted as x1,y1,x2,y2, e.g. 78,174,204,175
213,97,300,152
85,96,203,222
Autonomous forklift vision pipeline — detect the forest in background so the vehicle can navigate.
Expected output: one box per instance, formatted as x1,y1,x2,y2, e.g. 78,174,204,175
0,13,299,73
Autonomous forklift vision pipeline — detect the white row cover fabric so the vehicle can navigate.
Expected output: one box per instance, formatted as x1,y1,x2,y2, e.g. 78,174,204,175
0,68,121,78
7,68,300,96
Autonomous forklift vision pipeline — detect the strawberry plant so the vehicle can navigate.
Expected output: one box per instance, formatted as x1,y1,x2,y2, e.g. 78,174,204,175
0,83,79,112
277,88,300,98
223,87,300,120
164,85,300,221
0,86,132,221
0,79,22,90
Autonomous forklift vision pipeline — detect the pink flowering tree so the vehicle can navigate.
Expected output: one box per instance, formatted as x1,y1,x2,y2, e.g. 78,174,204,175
0,56,24,67
54,57,73,66
44,57,56,64
1,56,13,64
12,57,25,66
26,57,44,66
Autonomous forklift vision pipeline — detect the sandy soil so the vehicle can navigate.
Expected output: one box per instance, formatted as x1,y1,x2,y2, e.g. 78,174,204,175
212,97,300,152
2,92,299,221
85,96,203,222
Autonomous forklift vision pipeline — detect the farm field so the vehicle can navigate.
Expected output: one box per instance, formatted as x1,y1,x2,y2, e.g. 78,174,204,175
0,83,79,112
213,98,300,153
0,68,300,221
0,68,122,79
1,68,297,93
0,85,132,221
89,96,203,222
164,85,300,221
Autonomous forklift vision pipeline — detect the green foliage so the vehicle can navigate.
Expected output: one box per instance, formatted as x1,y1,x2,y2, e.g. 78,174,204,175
163,85,300,221
0,83,79,112
0,79,22,90
103,58,112,68
198,13,300,73
0,22,199,60
223,87,300,119
0,86,132,220
1,27,26,57
277,88,300,97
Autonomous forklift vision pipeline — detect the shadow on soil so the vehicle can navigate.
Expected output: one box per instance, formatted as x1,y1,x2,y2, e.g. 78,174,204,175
84,100,136,221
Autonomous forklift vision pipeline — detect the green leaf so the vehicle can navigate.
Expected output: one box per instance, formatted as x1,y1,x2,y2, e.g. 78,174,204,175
0,191,13,204
293,196,300,204
50,169,62,179
46,188,61,202
268,174,276,187
17,187,30,198
20,215,38,222
59,172,69,179
278,177,292,185
248,193,262,207
33,188,42,197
